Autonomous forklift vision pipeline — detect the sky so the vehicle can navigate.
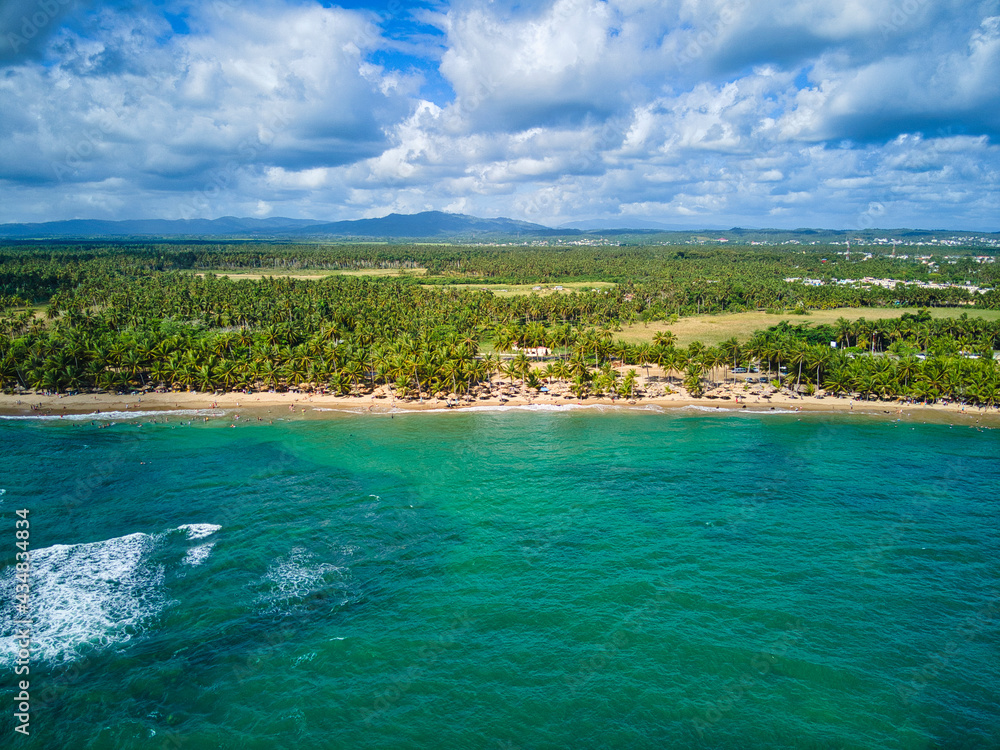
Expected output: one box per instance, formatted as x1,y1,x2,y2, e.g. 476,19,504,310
0,0,998,230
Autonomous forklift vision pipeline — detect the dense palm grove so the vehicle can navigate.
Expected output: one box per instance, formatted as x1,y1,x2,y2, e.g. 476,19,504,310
0,243,998,407
3,241,1000,313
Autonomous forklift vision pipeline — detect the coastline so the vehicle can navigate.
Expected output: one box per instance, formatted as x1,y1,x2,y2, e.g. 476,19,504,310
2,382,997,427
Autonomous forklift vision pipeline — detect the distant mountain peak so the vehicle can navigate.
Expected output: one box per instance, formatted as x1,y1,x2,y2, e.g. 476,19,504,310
0,211,568,239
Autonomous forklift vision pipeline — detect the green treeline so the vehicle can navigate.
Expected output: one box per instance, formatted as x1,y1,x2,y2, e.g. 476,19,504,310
0,243,998,406
2,242,998,315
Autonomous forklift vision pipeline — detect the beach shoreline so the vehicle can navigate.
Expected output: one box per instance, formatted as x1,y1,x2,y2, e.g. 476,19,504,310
2,382,997,426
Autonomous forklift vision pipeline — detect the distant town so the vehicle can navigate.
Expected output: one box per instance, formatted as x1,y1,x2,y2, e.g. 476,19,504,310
482,234,1000,250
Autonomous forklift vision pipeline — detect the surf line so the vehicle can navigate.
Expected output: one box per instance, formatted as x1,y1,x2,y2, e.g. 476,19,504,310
13,507,32,736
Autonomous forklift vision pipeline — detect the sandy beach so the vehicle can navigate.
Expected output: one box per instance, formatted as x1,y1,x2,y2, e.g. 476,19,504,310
2,372,997,427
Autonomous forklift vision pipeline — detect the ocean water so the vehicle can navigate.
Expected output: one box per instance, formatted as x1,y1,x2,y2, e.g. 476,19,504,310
1,408,998,750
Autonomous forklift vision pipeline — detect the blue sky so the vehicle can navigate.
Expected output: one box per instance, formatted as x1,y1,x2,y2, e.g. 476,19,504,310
0,0,998,229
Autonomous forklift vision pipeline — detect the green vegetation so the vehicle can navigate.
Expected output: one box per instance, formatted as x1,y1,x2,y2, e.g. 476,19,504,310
420,281,617,297
0,242,997,407
617,308,1000,347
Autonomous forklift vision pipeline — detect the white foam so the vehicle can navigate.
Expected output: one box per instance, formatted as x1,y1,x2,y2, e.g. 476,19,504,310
293,651,317,667
177,525,221,566
0,532,165,665
182,543,216,567
178,523,222,540
336,401,797,417
0,409,225,422
309,407,372,414
259,547,345,611
385,402,676,415
0,523,220,664
582,403,666,414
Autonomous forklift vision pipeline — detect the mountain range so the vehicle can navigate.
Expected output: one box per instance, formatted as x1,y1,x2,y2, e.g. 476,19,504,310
0,212,571,239
0,212,996,244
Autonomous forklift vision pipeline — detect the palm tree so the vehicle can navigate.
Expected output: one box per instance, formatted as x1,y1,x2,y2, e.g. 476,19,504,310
834,317,853,350
719,337,741,381
808,346,833,390
553,359,572,382
343,359,365,392
972,372,1000,410
481,354,501,384
702,347,724,388
593,368,616,397
440,358,462,395
823,369,853,397
121,349,147,387
328,370,351,396
896,356,921,391
635,343,654,380
648,345,667,383
653,330,677,348
570,372,591,399
0,355,19,389
855,372,878,401
909,380,937,404
622,369,638,399
568,355,590,380
789,342,809,393
683,364,704,397
195,364,216,393
215,359,241,391
512,352,532,387
501,359,520,386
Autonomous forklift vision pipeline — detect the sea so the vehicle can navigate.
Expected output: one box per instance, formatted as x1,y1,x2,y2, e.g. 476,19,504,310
1,406,998,749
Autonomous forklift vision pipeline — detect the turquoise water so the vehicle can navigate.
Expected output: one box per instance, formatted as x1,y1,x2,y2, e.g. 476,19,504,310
2,407,999,749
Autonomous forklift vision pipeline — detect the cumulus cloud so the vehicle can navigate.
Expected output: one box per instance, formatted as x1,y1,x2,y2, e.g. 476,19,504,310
0,0,997,229
782,13,1000,142
0,0,86,65
0,0,412,217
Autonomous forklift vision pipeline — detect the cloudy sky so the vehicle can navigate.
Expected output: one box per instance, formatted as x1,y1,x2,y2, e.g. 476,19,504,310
1,0,998,229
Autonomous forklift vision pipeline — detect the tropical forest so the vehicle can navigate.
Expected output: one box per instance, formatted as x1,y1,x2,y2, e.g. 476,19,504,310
1,240,999,408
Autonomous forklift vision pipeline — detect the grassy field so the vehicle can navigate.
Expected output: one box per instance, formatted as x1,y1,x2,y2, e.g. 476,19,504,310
420,281,616,297
330,268,427,277
617,307,1000,346
5,304,48,318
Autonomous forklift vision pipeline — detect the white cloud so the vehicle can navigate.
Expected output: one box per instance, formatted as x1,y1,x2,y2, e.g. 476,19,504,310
0,0,997,229
0,1,408,214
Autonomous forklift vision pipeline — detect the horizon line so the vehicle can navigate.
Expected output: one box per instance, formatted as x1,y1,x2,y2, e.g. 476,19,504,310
1,212,998,235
